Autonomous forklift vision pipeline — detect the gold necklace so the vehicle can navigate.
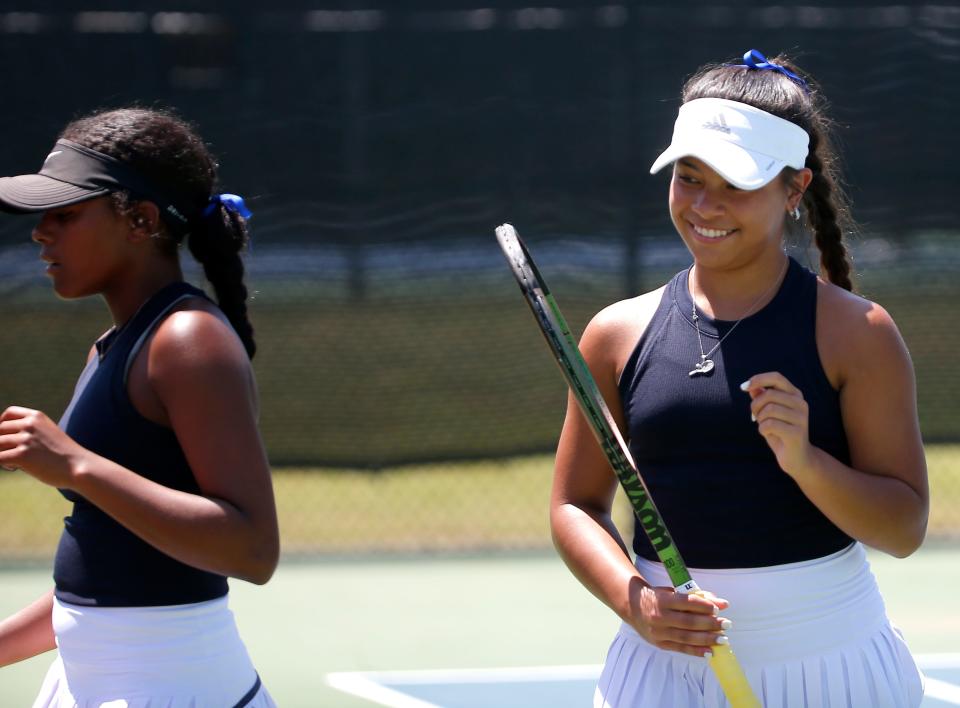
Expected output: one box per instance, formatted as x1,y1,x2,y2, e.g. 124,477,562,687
687,258,789,378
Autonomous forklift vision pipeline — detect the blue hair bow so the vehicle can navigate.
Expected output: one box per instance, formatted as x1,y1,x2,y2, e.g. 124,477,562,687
739,49,809,91
203,193,252,219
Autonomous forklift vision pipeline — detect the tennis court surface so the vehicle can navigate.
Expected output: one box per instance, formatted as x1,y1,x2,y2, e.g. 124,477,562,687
328,655,960,708
3,551,957,705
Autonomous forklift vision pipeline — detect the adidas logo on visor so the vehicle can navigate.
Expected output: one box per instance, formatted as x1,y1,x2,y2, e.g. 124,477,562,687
702,114,731,133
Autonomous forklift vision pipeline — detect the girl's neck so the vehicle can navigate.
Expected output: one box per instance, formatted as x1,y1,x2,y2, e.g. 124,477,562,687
690,252,789,321
102,260,184,327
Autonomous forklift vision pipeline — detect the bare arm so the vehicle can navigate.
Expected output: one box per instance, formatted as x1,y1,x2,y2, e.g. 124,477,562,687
551,293,728,657
0,309,280,584
552,382,641,621
746,286,928,557
0,590,55,668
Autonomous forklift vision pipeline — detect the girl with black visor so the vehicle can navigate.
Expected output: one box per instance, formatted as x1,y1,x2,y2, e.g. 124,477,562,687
0,108,279,707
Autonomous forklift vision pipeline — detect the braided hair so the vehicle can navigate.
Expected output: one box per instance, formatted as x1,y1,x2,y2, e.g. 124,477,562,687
681,55,855,291
60,107,256,357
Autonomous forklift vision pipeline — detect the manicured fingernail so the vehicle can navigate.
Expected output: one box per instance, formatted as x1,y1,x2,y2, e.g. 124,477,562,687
704,651,713,659
712,606,719,616
740,380,751,391
715,635,729,645
720,619,733,630
750,412,756,422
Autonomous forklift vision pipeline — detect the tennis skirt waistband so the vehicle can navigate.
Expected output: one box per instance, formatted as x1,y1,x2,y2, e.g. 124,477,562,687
44,594,262,705
629,542,887,663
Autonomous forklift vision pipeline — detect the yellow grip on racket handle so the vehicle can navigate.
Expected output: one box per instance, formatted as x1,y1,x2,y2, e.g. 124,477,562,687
707,642,761,708
687,589,760,708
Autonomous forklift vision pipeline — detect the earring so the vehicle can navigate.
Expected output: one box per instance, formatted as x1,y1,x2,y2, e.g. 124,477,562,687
792,206,801,221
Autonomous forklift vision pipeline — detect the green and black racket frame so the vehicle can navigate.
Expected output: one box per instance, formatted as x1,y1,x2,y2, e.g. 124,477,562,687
494,223,759,708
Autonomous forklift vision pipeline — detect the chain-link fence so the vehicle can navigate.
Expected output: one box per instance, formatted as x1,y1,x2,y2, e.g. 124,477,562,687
1,3,958,561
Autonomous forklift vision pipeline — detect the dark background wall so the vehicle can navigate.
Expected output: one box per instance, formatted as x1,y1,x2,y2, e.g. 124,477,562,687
1,3,958,465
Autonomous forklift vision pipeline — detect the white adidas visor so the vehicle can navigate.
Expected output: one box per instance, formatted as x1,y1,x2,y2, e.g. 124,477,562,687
650,98,809,190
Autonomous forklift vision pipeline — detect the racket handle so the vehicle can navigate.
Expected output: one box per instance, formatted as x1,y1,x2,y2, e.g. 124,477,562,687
683,588,759,707
707,643,760,708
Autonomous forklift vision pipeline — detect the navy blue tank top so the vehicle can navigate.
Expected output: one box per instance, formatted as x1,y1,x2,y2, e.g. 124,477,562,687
55,281,229,606
617,257,852,568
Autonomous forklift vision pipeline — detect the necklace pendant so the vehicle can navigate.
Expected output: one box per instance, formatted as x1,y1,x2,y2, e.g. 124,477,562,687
688,358,715,377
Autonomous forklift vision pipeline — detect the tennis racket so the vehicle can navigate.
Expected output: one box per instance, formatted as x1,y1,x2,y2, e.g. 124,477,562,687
495,223,759,708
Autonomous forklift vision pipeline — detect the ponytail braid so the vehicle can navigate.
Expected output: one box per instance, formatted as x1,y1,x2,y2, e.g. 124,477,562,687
802,134,854,292
188,207,256,359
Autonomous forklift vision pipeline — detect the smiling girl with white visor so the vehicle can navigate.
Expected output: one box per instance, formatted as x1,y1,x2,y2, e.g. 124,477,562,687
550,49,928,707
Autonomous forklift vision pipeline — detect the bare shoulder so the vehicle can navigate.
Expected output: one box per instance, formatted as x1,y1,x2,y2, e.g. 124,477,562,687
817,279,910,388
125,296,255,427
581,285,668,379
147,298,251,381
818,278,903,343
589,285,668,337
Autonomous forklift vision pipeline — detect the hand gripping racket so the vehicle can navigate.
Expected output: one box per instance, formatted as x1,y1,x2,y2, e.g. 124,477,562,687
495,223,759,708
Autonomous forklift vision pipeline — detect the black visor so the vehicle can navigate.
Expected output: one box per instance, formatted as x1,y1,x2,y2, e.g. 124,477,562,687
0,140,193,233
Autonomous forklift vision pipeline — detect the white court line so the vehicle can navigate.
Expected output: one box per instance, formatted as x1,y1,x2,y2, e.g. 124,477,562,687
328,655,960,707
916,655,960,705
331,664,601,686
327,672,443,708
327,665,601,707
918,654,960,670
923,678,960,705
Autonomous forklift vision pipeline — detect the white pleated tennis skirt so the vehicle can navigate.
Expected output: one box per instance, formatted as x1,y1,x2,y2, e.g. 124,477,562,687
595,542,924,708
33,595,276,708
